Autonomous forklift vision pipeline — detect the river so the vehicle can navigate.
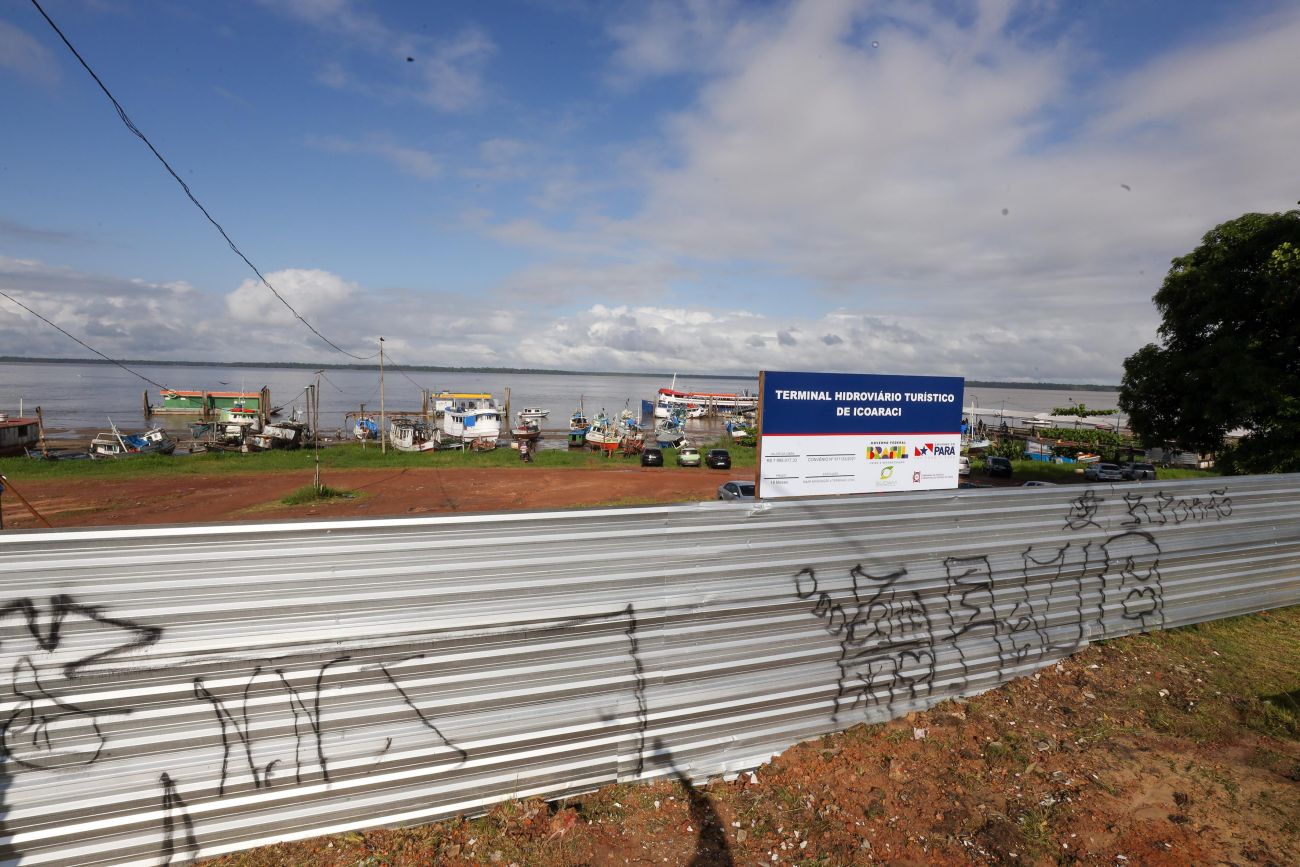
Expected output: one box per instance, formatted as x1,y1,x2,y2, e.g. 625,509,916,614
0,360,1120,439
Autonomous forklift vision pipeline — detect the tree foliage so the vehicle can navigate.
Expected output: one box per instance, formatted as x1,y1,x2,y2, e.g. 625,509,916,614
1119,211,1300,473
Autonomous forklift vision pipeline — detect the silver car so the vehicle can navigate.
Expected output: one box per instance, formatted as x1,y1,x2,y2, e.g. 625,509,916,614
1083,462,1124,481
717,480,755,501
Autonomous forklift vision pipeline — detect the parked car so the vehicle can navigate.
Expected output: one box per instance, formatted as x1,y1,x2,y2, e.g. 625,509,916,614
641,447,663,467
1021,480,1057,487
958,455,971,477
705,448,732,469
1083,462,1124,481
676,446,701,467
985,456,1013,478
1121,461,1158,481
958,480,993,489
717,480,755,501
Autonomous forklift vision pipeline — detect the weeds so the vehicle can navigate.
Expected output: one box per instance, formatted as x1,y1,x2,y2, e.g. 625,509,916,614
279,484,355,505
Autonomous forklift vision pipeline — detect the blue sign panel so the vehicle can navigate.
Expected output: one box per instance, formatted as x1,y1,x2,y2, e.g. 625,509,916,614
759,370,966,499
762,370,964,436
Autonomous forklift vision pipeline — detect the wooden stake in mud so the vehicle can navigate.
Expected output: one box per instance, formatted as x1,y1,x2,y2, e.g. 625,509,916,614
0,474,53,529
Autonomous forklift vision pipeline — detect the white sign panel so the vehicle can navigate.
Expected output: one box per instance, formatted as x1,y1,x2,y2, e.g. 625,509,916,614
758,371,965,499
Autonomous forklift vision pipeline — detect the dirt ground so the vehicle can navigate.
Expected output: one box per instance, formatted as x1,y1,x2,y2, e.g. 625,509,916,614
0,466,747,529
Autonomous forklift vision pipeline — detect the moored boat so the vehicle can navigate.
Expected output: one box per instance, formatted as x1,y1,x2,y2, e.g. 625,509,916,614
567,409,589,448
89,423,176,459
518,407,549,422
0,412,40,457
654,387,758,419
511,414,542,441
389,418,442,452
247,420,307,451
439,393,502,448
584,412,620,451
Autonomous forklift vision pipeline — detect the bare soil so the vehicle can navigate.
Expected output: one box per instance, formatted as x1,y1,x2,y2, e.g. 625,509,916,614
1,466,746,529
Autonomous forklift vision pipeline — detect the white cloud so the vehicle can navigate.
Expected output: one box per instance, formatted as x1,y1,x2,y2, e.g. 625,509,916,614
0,19,58,84
474,0,1300,380
306,134,442,179
224,268,359,326
414,27,495,112
0,256,207,357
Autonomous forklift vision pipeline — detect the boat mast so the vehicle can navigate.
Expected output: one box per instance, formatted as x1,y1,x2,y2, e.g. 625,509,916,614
109,417,128,453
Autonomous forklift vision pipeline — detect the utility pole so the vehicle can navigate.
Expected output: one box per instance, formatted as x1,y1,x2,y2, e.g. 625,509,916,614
379,337,387,455
313,371,322,492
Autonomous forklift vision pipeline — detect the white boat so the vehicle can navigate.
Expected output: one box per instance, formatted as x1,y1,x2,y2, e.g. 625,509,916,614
584,413,620,451
389,418,442,452
89,423,176,459
248,420,307,451
654,387,758,419
438,393,502,446
511,414,542,441
518,407,549,422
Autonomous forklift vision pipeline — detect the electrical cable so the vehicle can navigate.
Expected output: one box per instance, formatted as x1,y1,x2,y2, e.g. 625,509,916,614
381,350,429,392
0,290,171,390
29,0,379,362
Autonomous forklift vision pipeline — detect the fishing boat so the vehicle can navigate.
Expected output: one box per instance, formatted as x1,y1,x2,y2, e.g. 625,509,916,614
567,409,589,448
584,412,620,451
89,422,176,459
439,393,502,448
389,418,442,452
247,419,307,451
511,414,542,441
0,412,40,457
517,407,549,422
354,416,380,441
654,410,688,448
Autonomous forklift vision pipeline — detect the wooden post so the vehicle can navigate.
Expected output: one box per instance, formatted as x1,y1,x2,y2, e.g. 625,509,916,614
504,386,511,427
143,390,150,418
379,338,386,455
754,371,765,501
35,406,47,457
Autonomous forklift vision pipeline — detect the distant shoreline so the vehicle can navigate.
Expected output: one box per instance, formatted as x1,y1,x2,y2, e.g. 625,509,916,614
0,355,1120,391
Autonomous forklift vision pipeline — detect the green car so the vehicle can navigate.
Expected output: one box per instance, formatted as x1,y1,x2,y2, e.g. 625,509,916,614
677,446,701,467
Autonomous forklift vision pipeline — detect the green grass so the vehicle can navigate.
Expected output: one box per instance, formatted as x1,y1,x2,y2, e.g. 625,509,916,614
1,440,757,482
1115,607,1300,742
279,484,356,506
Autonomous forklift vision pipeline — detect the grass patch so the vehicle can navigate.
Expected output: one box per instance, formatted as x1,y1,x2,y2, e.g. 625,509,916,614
279,484,356,505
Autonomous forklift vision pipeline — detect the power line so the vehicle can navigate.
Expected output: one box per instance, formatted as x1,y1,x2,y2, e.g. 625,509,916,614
29,0,379,362
381,350,429,392
0,291,171,390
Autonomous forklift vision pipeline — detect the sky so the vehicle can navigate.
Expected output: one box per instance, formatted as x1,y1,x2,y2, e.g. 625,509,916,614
1,0,1297,383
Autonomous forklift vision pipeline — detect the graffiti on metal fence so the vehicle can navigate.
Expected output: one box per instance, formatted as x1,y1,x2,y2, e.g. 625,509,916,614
797,489,1183,720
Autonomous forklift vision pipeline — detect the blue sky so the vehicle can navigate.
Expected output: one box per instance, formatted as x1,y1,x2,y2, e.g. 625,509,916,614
2,0,1297,381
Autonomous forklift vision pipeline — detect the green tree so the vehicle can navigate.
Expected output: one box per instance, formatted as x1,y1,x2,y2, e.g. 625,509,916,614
1120,211,1300,473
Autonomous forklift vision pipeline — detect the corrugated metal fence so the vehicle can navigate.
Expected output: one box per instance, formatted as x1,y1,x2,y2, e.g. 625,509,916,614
1,474,1298,865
